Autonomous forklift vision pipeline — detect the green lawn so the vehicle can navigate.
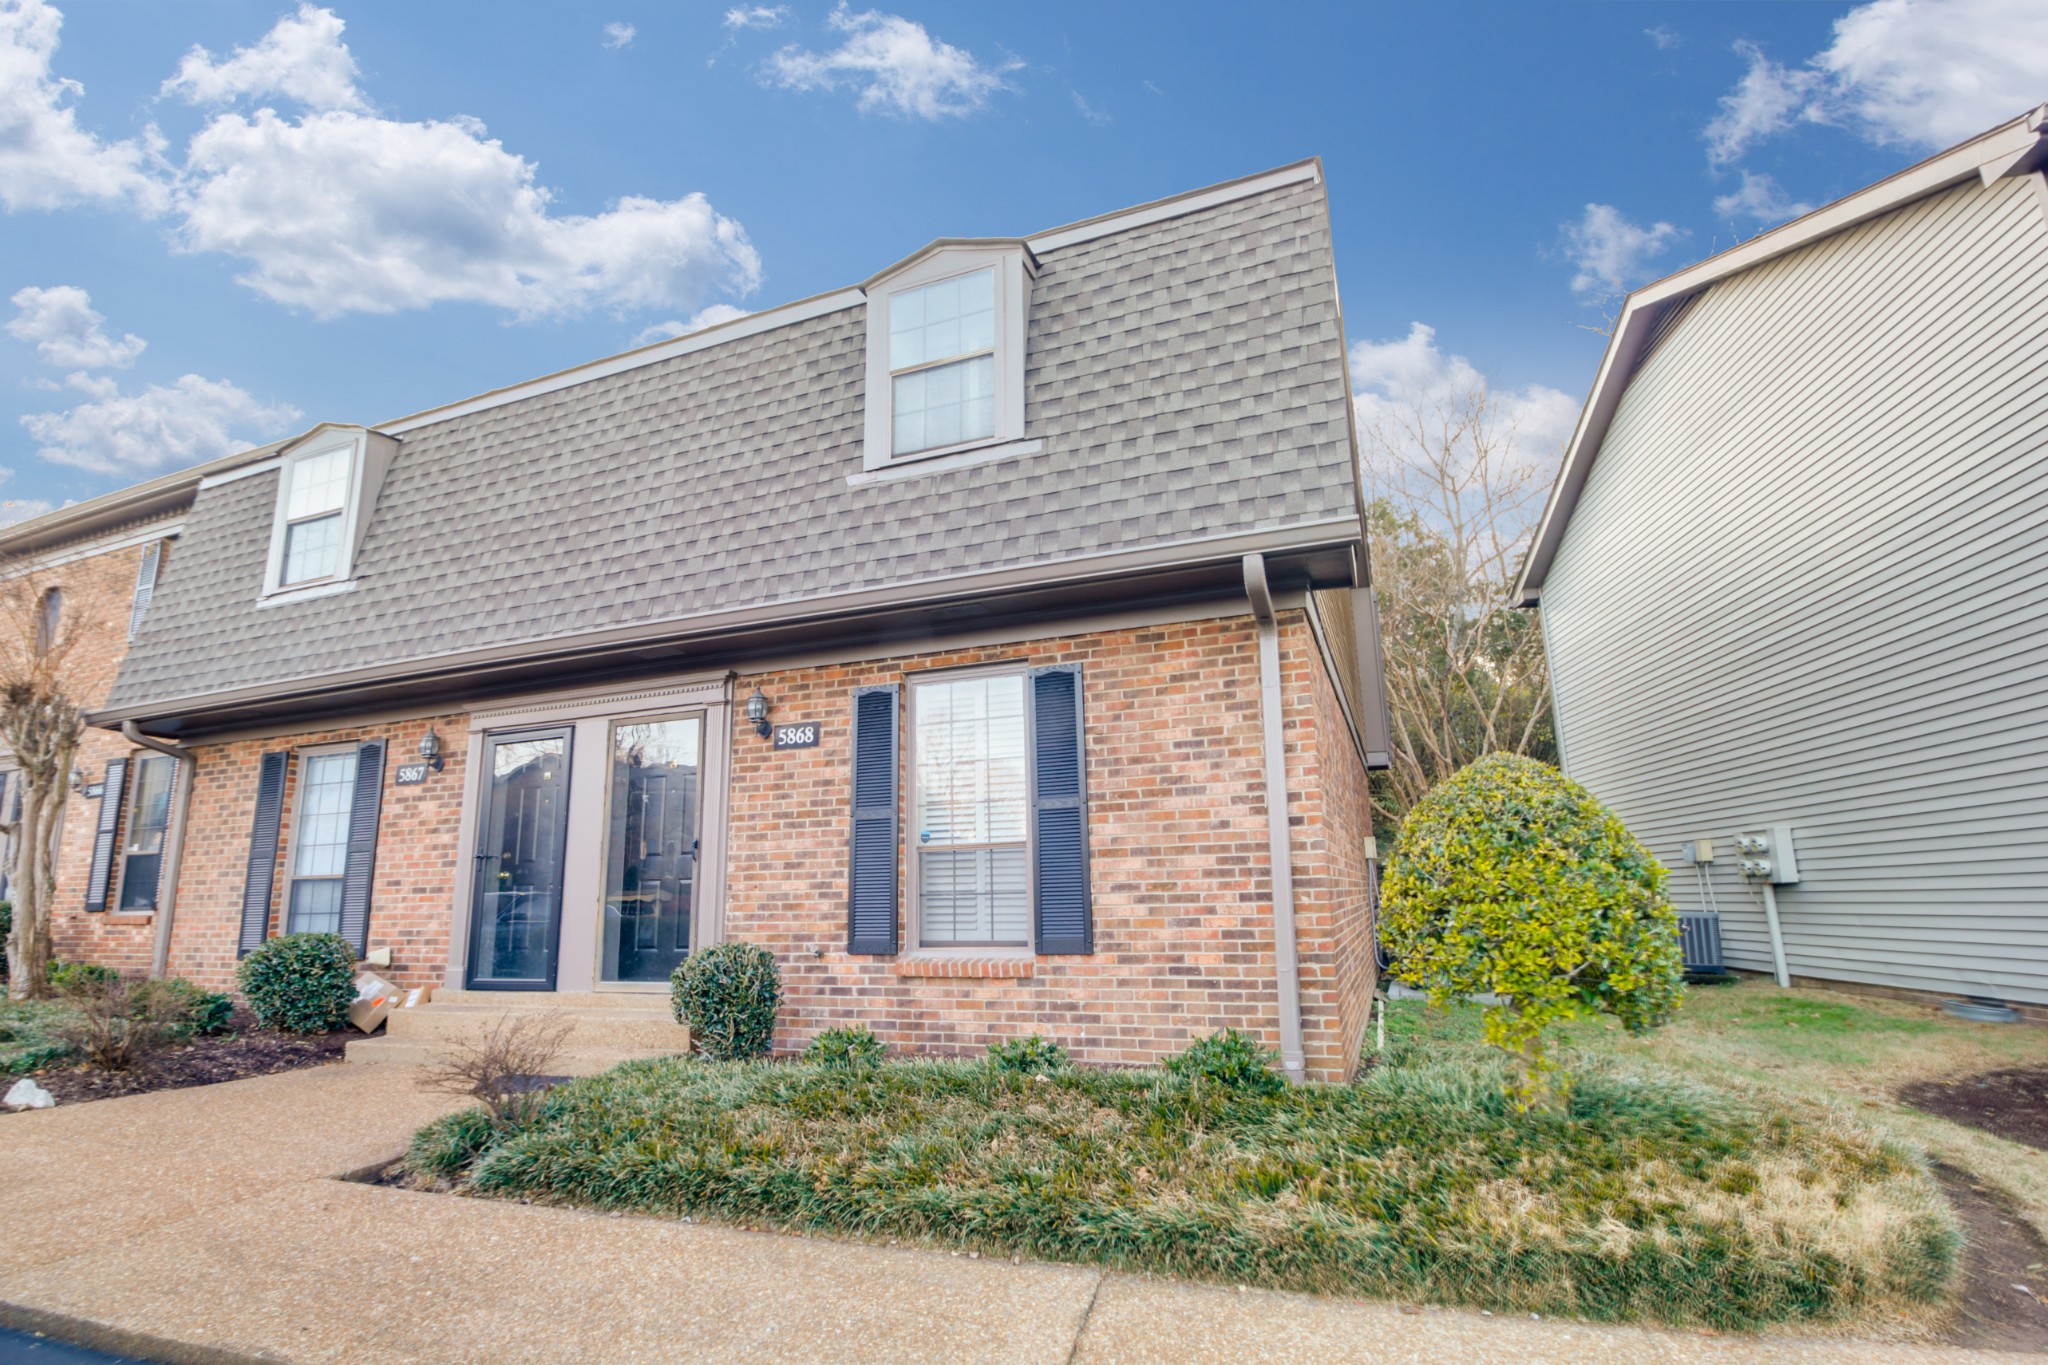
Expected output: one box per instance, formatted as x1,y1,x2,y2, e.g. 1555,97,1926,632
409,1004,1956,1332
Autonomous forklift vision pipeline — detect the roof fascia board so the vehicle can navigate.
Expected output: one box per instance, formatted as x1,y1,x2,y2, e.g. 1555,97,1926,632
94,516,1361,727
861,237,1037,291
1027,160,1321,254
1514,108,2048,606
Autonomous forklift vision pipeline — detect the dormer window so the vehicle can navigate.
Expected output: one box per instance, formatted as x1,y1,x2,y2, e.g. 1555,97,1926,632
261,425,397,598
280,446,351,585
863,244,1031,472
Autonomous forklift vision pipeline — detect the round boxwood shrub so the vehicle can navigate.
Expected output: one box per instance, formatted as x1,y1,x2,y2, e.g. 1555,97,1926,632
237,932,357,1034
1164,1029,1288,1096
803,1025,887,1069
1381,752,1684,1108
670,942,780,1061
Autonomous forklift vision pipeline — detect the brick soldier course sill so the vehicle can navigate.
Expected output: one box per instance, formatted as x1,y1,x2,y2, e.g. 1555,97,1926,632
893,955,1037,980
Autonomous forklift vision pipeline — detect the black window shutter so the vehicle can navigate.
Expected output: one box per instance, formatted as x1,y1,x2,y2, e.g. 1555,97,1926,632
1030,664,1092,954
847,684,900,954
83,756,130,912
238,752,289,956
127,540,163,640
337,740,386,956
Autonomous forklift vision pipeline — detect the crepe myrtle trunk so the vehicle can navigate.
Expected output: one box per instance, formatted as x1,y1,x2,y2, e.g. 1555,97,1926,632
4,687,81,1001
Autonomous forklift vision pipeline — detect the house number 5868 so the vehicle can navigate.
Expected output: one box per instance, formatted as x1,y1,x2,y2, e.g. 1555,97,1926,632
773,723,819,750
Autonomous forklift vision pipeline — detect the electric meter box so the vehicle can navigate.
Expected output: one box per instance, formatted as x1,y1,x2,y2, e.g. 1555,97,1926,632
1736,826,1801,886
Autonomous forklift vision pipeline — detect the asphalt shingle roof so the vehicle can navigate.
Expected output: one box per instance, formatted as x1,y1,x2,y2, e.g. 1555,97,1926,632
108,176,1356,712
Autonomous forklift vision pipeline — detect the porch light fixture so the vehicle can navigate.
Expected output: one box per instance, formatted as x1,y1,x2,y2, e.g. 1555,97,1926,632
745,688,772,739
68,765,87,792
419,728,445,772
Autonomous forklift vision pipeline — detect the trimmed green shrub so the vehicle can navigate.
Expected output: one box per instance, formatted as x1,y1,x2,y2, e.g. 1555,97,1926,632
48,960,119,992
237,932,357,1034
670,942,780,1061
986,1034,1067,1076
803,1026,887,1069
1165,1029,1287,1096
1381,752,1684,1107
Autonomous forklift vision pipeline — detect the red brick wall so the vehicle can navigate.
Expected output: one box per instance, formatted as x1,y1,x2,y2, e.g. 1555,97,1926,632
162,714,468,991
39,540,159,976
726,609,1376,1081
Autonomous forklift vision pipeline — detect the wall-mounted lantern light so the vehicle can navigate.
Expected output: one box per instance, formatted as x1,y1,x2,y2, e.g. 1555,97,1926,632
419,728,446,772
745,688,772,739
68,765,87,793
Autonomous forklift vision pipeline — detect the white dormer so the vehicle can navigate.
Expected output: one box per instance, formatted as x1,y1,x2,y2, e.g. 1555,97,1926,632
261,424,396,599
861,241,1034,473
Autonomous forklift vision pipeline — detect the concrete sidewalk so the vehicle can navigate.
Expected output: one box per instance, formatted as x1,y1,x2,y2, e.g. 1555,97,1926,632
0,1065,2028,1364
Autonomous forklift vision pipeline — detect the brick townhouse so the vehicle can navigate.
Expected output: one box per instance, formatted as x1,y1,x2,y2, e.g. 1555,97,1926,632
4,161,1393,1081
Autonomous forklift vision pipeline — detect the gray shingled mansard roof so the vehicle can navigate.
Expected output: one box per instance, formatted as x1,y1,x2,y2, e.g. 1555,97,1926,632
99,163,1364,730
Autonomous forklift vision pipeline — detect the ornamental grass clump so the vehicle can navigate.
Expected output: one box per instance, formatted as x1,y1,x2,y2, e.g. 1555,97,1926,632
803,1026,887,1070
670,942,780,1061
1381,753,1683,1109
407,1033,1955,1331
986,1034,1066,1076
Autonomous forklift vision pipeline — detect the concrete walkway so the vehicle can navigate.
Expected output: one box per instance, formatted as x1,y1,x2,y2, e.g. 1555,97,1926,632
0,1065,2031,1365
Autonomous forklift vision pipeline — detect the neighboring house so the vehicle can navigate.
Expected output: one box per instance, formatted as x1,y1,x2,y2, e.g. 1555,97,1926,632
14,162,1394,1081
1516,108,2048,1015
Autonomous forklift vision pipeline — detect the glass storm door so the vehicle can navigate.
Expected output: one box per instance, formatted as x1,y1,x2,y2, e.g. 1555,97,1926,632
467,727,573,989
600,716,703,983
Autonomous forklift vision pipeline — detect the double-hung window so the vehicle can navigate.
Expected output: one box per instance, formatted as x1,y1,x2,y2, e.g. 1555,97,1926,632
862,246,1030,471
278,446,351,587
286,749,358,935
116,754,176,913
911,671,1030,946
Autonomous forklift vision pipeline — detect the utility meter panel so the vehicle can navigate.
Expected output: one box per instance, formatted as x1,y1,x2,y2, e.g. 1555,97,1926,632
1735,826,1800,885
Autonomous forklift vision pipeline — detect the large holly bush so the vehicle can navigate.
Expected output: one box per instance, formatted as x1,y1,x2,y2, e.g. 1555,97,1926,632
1381,753,1683,1108
237,932,358,1034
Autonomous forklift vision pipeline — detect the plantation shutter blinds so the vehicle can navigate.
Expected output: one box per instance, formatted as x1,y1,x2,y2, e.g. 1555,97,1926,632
122,757,177,913
82,756,130,912
127,540,164,640
336,739,386,955
237,752,290,956
1029,665,1092,954
847,684,901,954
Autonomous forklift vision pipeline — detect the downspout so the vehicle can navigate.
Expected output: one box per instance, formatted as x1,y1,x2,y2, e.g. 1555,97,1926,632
122,722,194,980
1243,553,1306,1083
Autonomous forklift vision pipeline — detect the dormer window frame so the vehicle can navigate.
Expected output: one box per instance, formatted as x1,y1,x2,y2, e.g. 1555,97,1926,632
862,244,1033,474
260,426,395,599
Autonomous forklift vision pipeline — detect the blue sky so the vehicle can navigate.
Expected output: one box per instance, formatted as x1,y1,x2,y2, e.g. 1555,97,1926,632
1,0,2043,519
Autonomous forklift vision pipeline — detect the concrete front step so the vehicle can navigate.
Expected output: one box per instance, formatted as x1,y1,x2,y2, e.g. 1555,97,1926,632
344,1036,682,1075
388,1004,688,1051
427,988,673,1010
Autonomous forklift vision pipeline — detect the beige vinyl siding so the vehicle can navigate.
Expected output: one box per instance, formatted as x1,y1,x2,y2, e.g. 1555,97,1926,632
1539,173,2048,1005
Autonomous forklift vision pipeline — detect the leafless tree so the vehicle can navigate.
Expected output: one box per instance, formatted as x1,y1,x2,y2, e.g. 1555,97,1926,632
1361,387,1560,821
0,556,122,999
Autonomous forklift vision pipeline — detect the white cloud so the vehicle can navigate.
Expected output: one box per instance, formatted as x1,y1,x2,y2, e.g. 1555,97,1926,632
0,498,56,526
724,5,788,28
630,303,750,346
6,284,145,368
21,372,300,476
601,22,635,51
162,3,366,112
1645,25,1681,51
1707,0,2048,164
1070,90,1109,125
1350,323,1579,463
1712,170,1816,225
0,0,167,212
764,5,1015,120
1561,203,1683,298
1705,41,1827,167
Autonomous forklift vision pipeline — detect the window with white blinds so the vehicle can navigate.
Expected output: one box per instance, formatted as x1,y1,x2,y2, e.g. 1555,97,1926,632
913,672,1029,945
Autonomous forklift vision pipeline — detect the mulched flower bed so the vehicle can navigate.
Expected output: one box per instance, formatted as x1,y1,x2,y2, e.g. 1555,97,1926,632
1900,1065,2048,1152
26,1009,352,1106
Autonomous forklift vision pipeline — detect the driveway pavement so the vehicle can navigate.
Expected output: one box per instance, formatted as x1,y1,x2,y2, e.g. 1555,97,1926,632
0,1064,2030,1364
